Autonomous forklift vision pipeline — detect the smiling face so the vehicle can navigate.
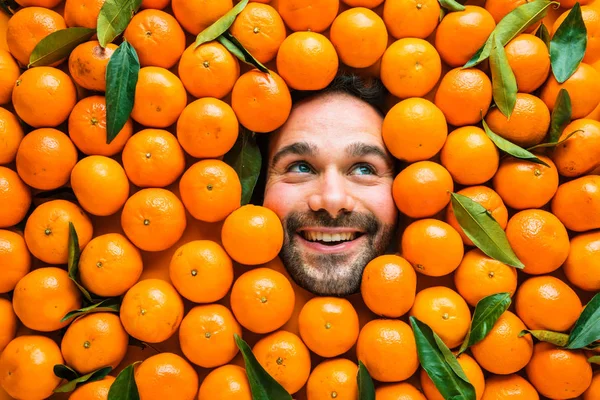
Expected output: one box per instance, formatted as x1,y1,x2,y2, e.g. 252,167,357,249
263,92,398,296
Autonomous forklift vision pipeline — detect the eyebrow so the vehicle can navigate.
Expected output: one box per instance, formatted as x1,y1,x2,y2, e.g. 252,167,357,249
345,142,390,163
271,141,318,167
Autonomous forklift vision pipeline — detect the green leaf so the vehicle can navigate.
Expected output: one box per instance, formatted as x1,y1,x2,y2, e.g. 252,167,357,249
28,27,96,68
482,119,550,167
61,298,121,323
97,0,143,47
68,222,93,303
432,334,470,383
536,23,551,48
567,293,600,349
450,192,525,269
195,0,249,47
550,2,587,83
223,130,262,206
357,361,375,400
53,364,79,382
410,317,477,400
489,34,518,118
54,367,112,393
217,31,269,74
528,129,581,151
459,293,512,354
589,355,600,364
549,89,572,143
105,41,139,145
234,333,292,400
519,330,570,347
438,0,465,12
464,0,556,67
107,363,140,400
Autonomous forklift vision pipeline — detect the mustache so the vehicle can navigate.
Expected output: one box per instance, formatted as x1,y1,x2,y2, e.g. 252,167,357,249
284,210,381,235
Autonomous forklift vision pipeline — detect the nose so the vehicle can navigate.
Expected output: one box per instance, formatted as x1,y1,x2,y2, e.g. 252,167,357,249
307,167,356,218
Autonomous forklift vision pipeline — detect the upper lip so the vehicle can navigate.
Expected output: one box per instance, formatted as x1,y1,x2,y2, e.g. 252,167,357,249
297,228,364,233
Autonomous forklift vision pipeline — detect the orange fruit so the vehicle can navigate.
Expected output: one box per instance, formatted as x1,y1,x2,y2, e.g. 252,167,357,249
141,0,170,9
231,69,292,133
505,209,570,275
120,278,184,343
492,155,559,210
12,67,77,128
0,108,23,165
12,267,82,332
231,267,295,334
515,275,583,332
121,188,187,252
505,34,551,93
551,175,600,232
434,67,493,126
6,7,66,66
392,161,454,218
178,42,240,99
526,342,593,399
454,249,518,307
584,373,600,400
361,254,417,318
60,313,129,374
121,128,185,188
197,365,251,400
485,93,551,147
179,304,242,368
401,219,464,277
68,95,133,156
376,382,427,400
382,98,446,162
298,296,359,357
482,374,539,400
470,311,534,374
79,233,143,297
356,319,419,382
342,0,384,6
221,204,284,265
0,335,63,400
229,3,286,64
176,97,239,158
68,376,116,400
0,167,31,228
130,66,187,128
68,41,117,92
440,126,500,185
540,62,600,119
16,128,78,191
0,298,17,352
24,199,93,265
445,185,509,246
0,230,30,294
552,118,600,177
410,286,471,349
553,6,600,64
306,359,359,400
134,352,199,400
14,0,63,8
253,330,311,394
179,160,242,223
564,231,600,291
171,0,232,35
330,7,388,69
380,39,442,99
485,0,530,24
277,32,339,91
0,50,19,105
71,156,130,217
434,6,496,67
383,0,440,39
421,353,485,400
64,0,105,29
277,0,339,32
123,9,185,69
169,240,234,303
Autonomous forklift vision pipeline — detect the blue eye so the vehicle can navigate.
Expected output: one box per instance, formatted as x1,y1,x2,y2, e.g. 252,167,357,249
287,162,313,174
351,164,375,175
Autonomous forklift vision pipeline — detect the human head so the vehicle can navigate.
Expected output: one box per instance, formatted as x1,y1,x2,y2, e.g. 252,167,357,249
261,72,399,296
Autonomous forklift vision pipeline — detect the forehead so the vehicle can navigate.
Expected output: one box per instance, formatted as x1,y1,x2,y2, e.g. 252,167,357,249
268,92,385,156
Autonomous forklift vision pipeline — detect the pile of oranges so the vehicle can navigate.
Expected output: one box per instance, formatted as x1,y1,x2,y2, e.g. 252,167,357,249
0,0,599,399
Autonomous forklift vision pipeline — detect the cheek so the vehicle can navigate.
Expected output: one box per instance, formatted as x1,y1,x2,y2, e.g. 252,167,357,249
354,184,397,226
263,182,306,220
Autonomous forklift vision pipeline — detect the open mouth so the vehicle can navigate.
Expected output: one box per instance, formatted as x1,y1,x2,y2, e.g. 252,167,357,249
298,230,365,246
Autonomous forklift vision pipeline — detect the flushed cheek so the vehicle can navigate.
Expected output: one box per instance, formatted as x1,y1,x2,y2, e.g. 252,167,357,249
352,184,397,226
263,182,308,221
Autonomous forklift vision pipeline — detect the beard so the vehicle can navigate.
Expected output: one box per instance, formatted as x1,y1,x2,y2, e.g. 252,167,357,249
279,209,396,297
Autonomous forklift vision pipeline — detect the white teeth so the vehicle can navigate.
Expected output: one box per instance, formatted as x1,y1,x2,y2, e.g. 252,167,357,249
316,232,323,241
302,231,357,242
332,233,341,242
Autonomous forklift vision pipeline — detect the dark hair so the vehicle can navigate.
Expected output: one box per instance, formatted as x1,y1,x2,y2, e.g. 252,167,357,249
250,70,390,205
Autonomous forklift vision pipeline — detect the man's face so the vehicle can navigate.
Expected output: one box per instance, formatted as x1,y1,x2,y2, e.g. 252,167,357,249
263,92,398,296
